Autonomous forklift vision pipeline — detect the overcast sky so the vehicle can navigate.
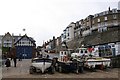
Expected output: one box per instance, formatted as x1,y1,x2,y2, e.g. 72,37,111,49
0,0,119,46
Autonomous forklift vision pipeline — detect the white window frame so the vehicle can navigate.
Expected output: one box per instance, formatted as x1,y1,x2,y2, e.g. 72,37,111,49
113,15,117,19
104,16,107,21
98,18,100,22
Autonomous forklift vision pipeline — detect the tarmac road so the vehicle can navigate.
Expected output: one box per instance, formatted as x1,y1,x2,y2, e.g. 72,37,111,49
2,59,119,78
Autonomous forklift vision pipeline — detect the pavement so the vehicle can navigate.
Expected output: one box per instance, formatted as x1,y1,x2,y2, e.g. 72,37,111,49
2,59,31,78
1,59,119,79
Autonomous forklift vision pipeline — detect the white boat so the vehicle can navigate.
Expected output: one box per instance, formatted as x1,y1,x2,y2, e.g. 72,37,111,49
72,48,111,70
84,57,111,69
30,57,54,74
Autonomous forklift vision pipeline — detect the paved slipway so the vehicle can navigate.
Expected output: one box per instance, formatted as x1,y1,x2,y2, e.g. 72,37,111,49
2,59,119,78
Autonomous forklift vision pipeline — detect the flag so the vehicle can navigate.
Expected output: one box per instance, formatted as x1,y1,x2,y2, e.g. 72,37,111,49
88,48,94,52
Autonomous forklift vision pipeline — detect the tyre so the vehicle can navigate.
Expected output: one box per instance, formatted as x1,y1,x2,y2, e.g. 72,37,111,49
51,66,55,74
75,69,79,74
91,67,96,72
79,67,84,73
29,66,35,74
29,68,34,74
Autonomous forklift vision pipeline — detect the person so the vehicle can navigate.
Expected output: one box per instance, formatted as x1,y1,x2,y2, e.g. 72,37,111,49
5,58,11,70
13,57,17,67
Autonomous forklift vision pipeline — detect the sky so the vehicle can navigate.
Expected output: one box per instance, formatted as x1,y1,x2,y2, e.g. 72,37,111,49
0,0,119,46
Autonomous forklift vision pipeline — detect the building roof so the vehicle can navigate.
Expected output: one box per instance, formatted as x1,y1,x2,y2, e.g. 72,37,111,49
14,34,36,46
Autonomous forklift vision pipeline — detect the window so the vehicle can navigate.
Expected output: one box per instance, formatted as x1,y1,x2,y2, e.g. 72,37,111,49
98,23,101,28
104,22,108,26
61,52,63,55
29,42,30,44
92,20,94,24
94,14,98,18
7,39,9,41
103,27,107,31
112,45,115,47
98,18,100,22
64,52,66,55
113,15,117,19
81,50,83,53
64,35,66,38
22,42,24,44
98,27,103,32
103,11,106,15
67,33,69,36
105,11,108,14
19,41,21,44
85,50,87,53
104,17,107,21
113,20,118,26
87,22,89,26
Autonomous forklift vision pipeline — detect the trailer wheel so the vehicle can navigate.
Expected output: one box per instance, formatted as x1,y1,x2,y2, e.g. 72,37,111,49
29,66,36,74
79,67,84,73
90,66,96,72
29,68,34,74
75,69,79,74
100,64,104,70
51,66,55,74
58,66,62,72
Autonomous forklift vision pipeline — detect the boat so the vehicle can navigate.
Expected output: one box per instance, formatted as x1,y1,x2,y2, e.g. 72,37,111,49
72,48,111,70
56,50,84,73
84,57,111,70
29,57,55,74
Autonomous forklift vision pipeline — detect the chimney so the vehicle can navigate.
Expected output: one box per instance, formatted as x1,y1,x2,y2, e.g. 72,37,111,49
12,33,14,36
19,34,21,36
108,6,110,11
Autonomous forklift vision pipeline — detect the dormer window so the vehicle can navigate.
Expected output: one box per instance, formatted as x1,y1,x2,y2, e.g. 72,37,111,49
105,11,108,14
112,9,117,13
113,15,117,19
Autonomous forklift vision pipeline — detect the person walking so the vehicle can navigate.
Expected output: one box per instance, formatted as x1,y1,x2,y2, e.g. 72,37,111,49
13,57,17,67
5,58,11,70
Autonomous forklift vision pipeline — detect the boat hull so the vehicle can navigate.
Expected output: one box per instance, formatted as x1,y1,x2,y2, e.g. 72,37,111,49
31,58,52,73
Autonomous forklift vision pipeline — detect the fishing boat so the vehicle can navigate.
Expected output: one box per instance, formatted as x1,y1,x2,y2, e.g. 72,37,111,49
72,48,111,70
56,50,84,73
29,57,55,74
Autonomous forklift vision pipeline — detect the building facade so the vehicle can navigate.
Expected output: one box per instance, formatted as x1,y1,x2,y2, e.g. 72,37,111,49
14,34,36,59
92,8,120,33
60,7,120,57
62,22,76,42
0,32,36,59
